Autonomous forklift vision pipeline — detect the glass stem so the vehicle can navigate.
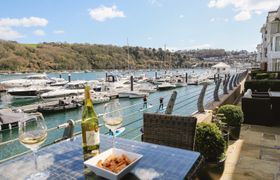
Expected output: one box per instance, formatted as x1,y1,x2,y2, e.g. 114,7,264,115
33,151,38,171
112,130,115,148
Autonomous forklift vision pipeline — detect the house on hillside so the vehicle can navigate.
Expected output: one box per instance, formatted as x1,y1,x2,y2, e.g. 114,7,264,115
257,6,280,72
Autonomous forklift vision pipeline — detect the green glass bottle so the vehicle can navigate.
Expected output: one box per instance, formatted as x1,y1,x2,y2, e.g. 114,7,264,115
81,86,100,161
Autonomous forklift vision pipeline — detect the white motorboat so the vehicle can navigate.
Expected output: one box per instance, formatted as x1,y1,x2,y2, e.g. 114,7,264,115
170,76,187,87
157,82,176,90
49,78,68,86
7,86,57,99
75,92,110,104
0,74,67,88
40,81,88,100
92,96,110,104
0,74,50,88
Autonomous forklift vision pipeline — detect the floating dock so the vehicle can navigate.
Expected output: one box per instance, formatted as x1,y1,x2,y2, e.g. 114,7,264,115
16,101,58,113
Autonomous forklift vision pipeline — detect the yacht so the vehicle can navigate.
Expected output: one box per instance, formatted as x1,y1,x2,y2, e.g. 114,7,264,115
170,76,187,87
0,74,66,88
49,78,68,86
40,81,87,100
75,92,110,104
157,82,176,90
7,86,57,99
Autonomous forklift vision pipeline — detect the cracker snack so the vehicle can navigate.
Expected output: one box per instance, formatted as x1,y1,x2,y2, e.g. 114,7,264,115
97,154,133,173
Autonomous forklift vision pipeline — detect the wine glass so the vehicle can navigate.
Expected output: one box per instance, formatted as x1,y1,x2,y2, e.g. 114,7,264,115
18,112,49,179
103,100,123,148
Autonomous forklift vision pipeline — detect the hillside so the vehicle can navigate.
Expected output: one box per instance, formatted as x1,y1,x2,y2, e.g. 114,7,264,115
0,40,255,72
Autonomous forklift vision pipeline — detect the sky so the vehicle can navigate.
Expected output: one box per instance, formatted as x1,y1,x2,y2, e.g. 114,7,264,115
0,0,279,52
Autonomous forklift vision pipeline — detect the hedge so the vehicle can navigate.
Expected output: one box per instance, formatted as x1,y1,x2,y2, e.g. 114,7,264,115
251,71,280,80
245,80,280,92
217,105,244,126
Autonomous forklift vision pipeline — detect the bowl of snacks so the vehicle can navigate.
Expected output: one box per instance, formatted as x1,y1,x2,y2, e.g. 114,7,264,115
84,148,143,180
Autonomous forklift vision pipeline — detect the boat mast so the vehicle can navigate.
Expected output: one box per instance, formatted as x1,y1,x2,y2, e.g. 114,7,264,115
164,44,166,71
127,38,130,71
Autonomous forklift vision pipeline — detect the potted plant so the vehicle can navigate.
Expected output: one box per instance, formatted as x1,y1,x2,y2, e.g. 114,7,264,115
212,108,230,148
217,105,244,140
195,122,226,179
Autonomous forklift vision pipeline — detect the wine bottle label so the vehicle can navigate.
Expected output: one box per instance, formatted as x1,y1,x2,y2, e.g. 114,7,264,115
86,131,100,146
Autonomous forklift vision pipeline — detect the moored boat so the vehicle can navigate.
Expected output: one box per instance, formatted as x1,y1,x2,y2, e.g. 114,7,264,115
7,86,56,99
37,101,82,114
157,82,176,90
40,81,87,100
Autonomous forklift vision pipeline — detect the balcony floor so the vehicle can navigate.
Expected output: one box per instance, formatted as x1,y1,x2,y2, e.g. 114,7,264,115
221,124,280,180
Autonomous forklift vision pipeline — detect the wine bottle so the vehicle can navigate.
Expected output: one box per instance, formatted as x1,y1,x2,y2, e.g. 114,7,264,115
81,86,100,161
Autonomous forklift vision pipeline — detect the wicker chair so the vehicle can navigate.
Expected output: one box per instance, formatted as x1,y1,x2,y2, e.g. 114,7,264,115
143,113,197,150
242,97,273,126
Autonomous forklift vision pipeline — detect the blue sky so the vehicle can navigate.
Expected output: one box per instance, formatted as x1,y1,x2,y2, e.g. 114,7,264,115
0,0,279,51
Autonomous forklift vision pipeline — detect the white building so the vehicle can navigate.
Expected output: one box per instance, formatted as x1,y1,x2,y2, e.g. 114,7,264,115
257,6,280,72
211,62,230,74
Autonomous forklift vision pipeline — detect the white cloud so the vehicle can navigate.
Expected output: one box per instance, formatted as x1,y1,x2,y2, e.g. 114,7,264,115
0,27,24,40
0,16,48,40
234,10,251,21
147,36,153,40
33,29,45,36
208,0,280,21
89,5,125,22
179,14,184,18
0,17,48,27
53,30,64,34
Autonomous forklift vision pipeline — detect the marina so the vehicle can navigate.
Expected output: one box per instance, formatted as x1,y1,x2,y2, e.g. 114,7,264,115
0,68,229,161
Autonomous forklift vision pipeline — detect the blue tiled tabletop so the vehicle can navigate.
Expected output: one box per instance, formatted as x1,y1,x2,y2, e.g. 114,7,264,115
0,135,201,180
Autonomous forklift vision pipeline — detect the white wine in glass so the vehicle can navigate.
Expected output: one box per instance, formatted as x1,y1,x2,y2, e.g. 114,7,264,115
19,130,47,151
103,100,123,147
18,113,49,179
104,117,123,131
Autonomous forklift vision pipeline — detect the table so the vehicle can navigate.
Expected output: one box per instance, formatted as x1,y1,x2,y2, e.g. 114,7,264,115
0,135,202,180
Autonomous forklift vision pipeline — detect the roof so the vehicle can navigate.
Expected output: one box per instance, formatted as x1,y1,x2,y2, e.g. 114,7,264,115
212,62,230,68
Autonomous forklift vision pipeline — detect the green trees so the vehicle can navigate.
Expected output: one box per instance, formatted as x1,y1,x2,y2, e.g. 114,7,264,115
0,40,240,72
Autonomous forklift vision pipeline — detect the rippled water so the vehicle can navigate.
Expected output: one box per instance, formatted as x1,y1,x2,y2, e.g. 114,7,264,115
0,69,220,161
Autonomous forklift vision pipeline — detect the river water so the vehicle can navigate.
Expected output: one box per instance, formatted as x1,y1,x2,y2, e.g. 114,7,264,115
0,69,220,161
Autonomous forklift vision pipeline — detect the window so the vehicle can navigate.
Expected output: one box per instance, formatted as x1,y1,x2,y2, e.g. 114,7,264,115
264,48,268,57
276,36,280,51
272,59,280,71
271,21,280,34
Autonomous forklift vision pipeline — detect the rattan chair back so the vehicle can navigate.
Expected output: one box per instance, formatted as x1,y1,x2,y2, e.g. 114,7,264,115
143,113,197,150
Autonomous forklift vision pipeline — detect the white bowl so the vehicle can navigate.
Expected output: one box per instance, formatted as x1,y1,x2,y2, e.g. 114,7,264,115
84,148,143,180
